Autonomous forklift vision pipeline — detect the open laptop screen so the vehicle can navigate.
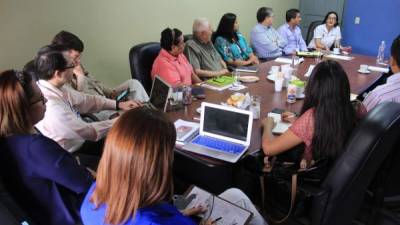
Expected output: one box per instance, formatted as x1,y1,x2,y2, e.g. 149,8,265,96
202,105,249,141
149,76,170,110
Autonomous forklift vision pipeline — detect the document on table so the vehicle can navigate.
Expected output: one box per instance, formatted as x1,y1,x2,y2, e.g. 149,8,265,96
367,66,389,73
275,57,304,65
267,113,291,134
184,186,252,225
325,54,354,61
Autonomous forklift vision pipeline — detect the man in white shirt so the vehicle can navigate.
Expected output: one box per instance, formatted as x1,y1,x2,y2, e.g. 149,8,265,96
34,49,141,154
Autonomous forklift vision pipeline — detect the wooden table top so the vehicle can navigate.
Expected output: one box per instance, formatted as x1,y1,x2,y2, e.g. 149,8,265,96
168,54,383,166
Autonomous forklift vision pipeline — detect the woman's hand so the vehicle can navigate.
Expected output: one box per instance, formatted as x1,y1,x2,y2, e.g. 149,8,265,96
281,111,297,123
262,117,276,130
181,205,207,216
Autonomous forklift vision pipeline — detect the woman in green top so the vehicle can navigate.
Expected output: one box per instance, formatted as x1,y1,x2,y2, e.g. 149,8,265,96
214,13,259,67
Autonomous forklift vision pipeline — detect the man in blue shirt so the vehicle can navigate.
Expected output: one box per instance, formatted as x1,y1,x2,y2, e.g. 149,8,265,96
278,9,308,55
250,7,286,60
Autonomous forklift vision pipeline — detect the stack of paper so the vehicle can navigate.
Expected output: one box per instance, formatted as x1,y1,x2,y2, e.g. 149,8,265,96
174,119,199,144
367,66,389,73
275,57,304,65
325,54,354,61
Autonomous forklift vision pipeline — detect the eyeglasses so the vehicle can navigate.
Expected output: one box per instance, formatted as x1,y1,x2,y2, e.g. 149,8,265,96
62,63,75,70
30,93,46,105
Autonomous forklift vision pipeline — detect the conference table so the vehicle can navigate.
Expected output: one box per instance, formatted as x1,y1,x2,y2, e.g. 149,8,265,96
169,53,384,194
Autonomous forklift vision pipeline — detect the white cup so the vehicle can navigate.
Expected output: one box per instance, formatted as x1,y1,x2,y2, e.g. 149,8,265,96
333,48,340,54
270,66,279,74
275,78,284,92
360,64,369,72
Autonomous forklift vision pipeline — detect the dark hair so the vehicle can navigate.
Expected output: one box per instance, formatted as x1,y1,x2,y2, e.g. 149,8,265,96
391,35,400,67
214,13,239,43
37,44,69,56
322,11,339,27
257,7,273,23
0,70,34,136
286,9,300,23
35,49,69,80
301,60,356,162
160,28,183,51
23,60,39,81
92,107,176,224
52,30,84,52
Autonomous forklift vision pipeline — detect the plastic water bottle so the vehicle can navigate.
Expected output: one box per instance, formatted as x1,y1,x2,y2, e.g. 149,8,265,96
376,41,385,64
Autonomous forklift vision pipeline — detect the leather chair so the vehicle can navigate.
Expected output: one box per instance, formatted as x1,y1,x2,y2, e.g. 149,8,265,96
183,34,193,42
306,21,322,46
128,42,161,94
266,102,400,225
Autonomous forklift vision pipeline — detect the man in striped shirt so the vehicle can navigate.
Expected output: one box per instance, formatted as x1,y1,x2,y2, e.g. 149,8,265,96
250,7,286,60
363,35,400,111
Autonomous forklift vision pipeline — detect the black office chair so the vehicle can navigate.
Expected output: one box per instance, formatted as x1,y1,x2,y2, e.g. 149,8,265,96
183,34,193,42
128,42,161,94
306,21,322,46
265,102,400,225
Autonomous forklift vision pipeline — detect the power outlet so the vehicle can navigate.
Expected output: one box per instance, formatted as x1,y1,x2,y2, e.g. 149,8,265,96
355,17,360,24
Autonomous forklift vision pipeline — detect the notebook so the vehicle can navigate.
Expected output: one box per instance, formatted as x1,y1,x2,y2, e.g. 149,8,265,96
182,102,253,163
145,75,172,112
182,185,252,225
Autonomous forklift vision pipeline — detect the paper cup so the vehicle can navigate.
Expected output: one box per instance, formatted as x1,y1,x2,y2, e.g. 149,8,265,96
275,78,284,92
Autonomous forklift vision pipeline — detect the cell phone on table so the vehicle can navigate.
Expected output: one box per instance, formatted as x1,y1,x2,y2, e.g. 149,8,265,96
191,87,205,99
116,88,129,102
270,108,285,114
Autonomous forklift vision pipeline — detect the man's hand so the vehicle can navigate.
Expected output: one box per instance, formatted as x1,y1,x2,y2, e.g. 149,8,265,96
118,100,142,111
181,205,207,216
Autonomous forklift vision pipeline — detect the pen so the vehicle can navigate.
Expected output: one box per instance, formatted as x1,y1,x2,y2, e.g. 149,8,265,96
212,217,222,223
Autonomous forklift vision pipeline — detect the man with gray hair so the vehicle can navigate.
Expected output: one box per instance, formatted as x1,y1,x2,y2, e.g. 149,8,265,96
250,7,286,60
184,18,230,78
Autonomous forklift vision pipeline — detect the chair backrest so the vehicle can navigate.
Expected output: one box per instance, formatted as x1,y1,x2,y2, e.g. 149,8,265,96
183,34,193,42
311,102,400,225
306,21,322,46
128,42,161,94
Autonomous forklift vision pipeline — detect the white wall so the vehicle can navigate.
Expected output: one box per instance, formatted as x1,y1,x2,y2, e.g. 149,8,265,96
0,0,299,85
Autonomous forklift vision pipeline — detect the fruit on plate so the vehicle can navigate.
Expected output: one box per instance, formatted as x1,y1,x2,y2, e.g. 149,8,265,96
227,93,245,106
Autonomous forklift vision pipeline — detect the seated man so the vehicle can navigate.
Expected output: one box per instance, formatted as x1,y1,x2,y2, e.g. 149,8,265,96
184,18,230,78
250,7,286,60
363,35,400,111
34,48,141,155
151,27,201,87
278,9,308,55
51,31,149,120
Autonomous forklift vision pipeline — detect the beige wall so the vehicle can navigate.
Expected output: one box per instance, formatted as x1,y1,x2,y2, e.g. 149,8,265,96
0,0,299,86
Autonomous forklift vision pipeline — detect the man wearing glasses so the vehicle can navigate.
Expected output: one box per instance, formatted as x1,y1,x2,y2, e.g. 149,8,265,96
250,7,286,61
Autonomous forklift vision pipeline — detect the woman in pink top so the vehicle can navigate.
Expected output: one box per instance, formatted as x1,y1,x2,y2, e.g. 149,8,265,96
262,60,365,169
152,28,201,87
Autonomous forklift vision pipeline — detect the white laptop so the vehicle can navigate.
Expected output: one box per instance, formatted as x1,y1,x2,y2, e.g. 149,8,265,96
182,102,253,163
146,75,172,112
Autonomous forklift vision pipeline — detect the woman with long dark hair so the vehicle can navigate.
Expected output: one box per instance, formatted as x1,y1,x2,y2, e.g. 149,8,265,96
214,13,259,66
81,107,267,225
0,70,93,225
262,60,365,168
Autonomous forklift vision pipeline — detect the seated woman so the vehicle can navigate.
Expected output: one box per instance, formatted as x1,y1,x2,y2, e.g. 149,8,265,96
152,28,202,87
262,60,365,169
214,13,259,66
81,107,267,225
308,11,351,51
0,70,93,225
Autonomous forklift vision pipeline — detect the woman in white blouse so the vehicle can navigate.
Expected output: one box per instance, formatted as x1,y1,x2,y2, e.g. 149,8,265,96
308,11,348,50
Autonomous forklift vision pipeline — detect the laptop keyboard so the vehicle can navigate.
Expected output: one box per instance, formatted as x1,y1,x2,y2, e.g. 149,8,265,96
192,136,245,154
